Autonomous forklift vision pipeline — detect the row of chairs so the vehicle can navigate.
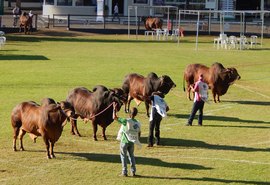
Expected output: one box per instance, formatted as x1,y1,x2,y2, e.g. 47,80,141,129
144,29,170,41
0,31,6,49
145,28,184,41
214,34,258,50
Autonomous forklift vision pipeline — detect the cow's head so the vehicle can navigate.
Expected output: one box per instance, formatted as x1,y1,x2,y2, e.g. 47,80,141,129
59,101,75,119
103,90,123,112
110,88,127,104
221,68,241,85
158,75,176,95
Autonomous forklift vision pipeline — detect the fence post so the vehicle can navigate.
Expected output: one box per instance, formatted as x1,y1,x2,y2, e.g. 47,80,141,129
34,14,37,30
103,14,105,29
67,14,70,30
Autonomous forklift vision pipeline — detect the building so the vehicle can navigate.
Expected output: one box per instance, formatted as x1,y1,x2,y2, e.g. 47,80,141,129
4,0,270,17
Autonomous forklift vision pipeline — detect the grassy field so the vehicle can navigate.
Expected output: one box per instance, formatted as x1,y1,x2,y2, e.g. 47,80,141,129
0,32,269,185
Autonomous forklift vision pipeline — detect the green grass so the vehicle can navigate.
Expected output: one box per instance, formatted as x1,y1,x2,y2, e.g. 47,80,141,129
0,33,269,185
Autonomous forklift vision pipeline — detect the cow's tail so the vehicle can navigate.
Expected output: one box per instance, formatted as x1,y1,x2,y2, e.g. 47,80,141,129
183,73,186,92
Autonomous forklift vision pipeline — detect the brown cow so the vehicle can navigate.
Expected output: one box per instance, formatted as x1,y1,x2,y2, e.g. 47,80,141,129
11,99,74,159
66,85,124,140
19,12,33,34
142,17,163,31
183,62,241,102
122,72,176,117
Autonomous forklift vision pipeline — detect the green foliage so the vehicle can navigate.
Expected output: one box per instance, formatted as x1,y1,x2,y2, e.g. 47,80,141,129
0,34,269,185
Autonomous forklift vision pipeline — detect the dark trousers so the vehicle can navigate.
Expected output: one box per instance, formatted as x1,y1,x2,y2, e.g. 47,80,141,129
188,100,205,125
148,108,162,146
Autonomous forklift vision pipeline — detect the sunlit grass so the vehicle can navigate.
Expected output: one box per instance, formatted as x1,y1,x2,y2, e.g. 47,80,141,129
0,33,269,185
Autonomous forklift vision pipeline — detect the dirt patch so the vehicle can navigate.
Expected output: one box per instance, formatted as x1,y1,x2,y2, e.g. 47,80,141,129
33,28,99,37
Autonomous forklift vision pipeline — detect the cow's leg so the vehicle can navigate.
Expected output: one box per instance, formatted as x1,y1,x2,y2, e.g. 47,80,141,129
18,129,26,151
213,91,217,103
70,117,81,137
126,95,133,113
102,127,107,140
217,95,221,102
187,85,192,100
42,136,51,159
13,127,20,151
92,122,98,141
50,142,56,158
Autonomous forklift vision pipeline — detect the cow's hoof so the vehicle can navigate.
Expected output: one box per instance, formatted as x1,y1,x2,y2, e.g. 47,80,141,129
20,148,25,151
93,138,98,141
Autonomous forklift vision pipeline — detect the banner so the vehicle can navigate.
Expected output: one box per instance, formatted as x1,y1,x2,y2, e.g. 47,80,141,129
96,0,104,22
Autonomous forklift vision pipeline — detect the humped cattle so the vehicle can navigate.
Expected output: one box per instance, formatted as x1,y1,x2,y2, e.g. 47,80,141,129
183,62,241,102
122,72,176,117
66,85,125,140
11,99,75,159
19,12,33,34
142,17,163,31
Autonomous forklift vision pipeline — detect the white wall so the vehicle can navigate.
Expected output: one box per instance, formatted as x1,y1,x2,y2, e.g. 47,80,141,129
43,5,96,17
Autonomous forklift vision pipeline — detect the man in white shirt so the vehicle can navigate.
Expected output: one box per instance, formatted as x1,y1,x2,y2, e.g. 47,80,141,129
112,3,120,22
148,92,169,147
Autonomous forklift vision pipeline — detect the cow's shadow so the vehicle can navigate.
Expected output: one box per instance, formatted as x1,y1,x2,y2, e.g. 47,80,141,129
222,100,270,106
56,152,211,170
168,113,270,124
136,176,269,185
139,137,270,152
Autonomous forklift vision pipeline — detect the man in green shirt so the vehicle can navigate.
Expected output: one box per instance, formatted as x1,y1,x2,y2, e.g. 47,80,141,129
113,106,141,177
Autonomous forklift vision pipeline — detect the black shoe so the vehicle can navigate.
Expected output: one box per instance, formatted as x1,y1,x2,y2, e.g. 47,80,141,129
185,123,192,126
147,144,153,147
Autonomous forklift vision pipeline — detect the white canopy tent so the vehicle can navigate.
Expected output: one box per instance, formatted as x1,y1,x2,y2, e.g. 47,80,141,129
178,10,270,50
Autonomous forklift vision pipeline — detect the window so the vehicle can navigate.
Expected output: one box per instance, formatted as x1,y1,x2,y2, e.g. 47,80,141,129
133,0,148,4
57,0,72,6
45,0,54,5
75,0,97,6
153,0,164,5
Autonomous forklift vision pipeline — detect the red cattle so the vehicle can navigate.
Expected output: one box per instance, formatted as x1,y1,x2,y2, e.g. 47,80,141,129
11,99,74,159
183,62,241,102
66,85,124,140
19,12,33,34
122,72,176,117
142,17,163,31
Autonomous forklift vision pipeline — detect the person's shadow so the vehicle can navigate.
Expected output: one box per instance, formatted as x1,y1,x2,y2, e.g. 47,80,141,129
56,152,211,170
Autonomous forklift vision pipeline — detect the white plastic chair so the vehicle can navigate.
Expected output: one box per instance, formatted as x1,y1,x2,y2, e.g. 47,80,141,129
162,28,169,40
171,29,179,40
0,31,6,49
228,35,237,49
155,29,164,40
239,35,248,50
250,35,258,48
214,34,228,49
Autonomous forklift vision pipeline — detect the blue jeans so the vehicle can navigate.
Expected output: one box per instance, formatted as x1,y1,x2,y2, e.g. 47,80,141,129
120,142,136,175
188,100,205,125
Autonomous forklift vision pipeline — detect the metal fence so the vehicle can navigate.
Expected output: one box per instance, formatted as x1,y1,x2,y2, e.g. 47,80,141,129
0,13,269,37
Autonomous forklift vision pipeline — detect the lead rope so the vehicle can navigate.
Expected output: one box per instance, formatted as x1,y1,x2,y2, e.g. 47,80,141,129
70,102,116,122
